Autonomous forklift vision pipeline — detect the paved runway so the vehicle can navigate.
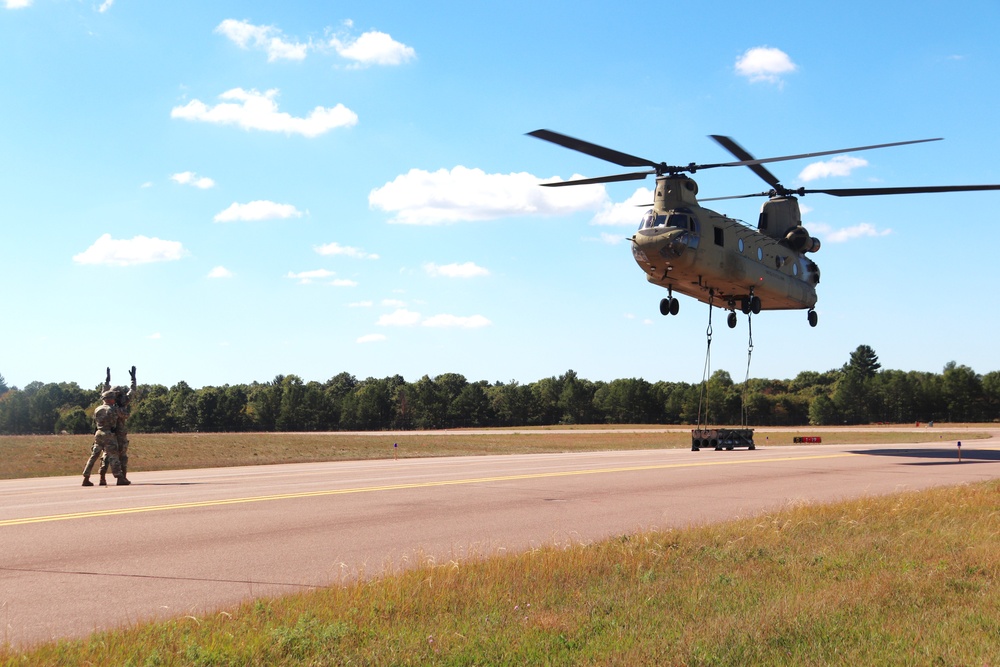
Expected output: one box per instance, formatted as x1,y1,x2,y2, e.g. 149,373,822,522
3,431,999,648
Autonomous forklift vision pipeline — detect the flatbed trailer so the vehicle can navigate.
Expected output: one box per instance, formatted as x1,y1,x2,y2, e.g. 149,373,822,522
691,428,755,451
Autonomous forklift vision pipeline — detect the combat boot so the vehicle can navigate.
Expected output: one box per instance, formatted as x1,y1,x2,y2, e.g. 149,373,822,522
82,476,94,487
116,476,131,486
99,472,107,486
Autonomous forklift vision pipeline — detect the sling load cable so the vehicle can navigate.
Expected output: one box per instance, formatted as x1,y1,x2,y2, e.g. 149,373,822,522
740,311,754,428
696,290,715,428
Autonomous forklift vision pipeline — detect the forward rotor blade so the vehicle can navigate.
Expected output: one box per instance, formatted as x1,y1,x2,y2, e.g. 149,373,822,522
709,135,782,190
699,192,773,202
528,129,660,168
805,184,1000,197
539,171,653,187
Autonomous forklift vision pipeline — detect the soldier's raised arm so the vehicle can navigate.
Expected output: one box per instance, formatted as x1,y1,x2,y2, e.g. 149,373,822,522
104,367,111,392
128,365,136,396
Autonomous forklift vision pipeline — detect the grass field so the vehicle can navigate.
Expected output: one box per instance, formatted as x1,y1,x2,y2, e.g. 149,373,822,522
0,426,984,480
2,427,996,664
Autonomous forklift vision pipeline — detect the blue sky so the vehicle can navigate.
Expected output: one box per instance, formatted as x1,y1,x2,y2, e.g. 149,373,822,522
3,0,999,391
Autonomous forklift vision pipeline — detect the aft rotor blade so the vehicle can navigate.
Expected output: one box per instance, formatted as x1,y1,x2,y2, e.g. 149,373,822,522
741,137,943,168
709,135,782,190
528,129,660,168
702,183,1000,201
807,184,1000,197
539,171,653,187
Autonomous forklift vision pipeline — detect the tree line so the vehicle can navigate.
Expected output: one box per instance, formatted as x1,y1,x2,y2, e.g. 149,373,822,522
1,346,998,436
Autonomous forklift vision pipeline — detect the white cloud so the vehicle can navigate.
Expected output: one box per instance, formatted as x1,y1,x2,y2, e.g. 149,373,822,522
382,299,406,308
215,19,309,61
171,171,216,189
147,332,162,340
215,19,413,67
424,261,489,278
331,278,358,287
215,200,303,222
315,241,379,259
369,166,608,225
73,234,187,266
591,187,653,226
97,0,113,12
330,30,415,66
422,314,491,329
376,307,490,328
287,269,335,284
3,0,32,8
378,308,422,326
797,156,868,182
357,333,387,344
171,88,357,138
207,266,233,279
735,46,797,84
810,222,891,243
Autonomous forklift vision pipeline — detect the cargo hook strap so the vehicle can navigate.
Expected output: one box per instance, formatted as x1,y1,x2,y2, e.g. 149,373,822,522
696,291,714,427
741,314,754,427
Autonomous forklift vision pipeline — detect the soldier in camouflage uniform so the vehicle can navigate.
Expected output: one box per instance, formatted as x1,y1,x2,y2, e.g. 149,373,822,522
83,387,128,485
98,365,136,485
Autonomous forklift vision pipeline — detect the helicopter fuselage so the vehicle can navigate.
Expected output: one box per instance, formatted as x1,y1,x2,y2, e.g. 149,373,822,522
629,175,820,315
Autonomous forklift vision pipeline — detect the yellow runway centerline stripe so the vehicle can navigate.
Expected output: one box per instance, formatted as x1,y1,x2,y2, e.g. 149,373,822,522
1,453,852,528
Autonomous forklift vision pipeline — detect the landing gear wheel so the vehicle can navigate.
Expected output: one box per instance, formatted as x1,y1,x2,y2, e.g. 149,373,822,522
808,309,818,327
727,312,737,328
750,296,762,315
660,297,679,316
740,298,751,315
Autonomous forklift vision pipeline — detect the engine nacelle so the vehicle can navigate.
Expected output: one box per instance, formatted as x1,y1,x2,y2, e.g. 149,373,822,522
783,225,821,253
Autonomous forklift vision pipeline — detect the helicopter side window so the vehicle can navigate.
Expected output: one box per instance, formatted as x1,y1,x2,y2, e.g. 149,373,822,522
667,214,689,229
713,227,724,247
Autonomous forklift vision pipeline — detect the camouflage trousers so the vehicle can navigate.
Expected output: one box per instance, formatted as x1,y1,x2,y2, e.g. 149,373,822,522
99,432,129,477
86,431,122,478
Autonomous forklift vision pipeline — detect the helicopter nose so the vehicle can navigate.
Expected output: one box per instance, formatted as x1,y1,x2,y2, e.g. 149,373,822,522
634,227,688,259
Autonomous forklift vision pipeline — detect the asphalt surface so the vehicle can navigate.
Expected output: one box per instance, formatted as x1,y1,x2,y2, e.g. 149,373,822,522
2,429,999,648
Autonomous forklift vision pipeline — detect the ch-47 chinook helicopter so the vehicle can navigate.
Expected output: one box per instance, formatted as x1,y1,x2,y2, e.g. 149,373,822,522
529,129,1000,329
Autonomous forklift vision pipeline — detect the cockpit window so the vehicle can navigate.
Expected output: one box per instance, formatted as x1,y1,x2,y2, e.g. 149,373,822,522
640,209,704,230
638,209,669,229
639,209,656,229
667,214,688,229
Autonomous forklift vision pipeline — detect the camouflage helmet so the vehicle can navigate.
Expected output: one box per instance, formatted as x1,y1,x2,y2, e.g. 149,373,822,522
101,389,118,401
113,385,129,406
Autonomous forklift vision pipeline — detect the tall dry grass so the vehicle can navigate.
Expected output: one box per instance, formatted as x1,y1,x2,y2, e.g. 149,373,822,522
0,428,981,479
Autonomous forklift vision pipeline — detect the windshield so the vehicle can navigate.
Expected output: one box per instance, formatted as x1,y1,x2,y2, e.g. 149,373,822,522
638,209,669,230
